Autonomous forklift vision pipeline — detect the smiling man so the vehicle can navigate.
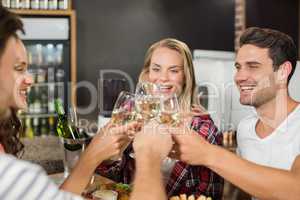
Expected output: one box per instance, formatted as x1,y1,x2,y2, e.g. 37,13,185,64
235,27,300,170
171,27,300,200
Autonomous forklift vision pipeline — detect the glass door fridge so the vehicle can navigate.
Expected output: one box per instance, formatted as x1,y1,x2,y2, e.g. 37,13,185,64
18,17,71,138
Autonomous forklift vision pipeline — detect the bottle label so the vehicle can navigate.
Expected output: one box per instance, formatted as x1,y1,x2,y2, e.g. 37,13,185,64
39,0,48,9
55,99,65,115
2,0,11,8
30,0,39,9
58,0,67,9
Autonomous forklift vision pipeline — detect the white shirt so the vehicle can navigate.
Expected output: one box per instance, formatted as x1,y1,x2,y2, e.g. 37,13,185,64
0,153,83,200
237,105,300,199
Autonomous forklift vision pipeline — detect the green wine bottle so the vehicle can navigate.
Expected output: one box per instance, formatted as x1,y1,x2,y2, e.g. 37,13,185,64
54,99,80,139
54,99,82,151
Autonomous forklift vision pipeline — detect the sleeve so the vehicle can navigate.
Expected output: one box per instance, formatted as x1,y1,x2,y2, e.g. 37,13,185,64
0,155,83,200
96,159,124,182
190,116,224,199
95,143,136,184
191,116,223,146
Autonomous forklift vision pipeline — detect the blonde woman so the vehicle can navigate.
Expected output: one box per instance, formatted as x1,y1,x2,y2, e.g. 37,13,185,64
97,38,224,199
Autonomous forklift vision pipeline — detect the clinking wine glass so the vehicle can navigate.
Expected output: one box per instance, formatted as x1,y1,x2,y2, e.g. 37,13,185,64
110,91,136,161
135,81,161,96
111,91,136,125
158,93,180,126
135,82,161,122
158,93,180,165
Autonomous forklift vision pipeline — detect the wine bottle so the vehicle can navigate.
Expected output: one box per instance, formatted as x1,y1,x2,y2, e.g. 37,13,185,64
40,118,49,136
54,99,85,151
25,118,34,139
54,99,79,139
48,116,56,135
32,117,40,136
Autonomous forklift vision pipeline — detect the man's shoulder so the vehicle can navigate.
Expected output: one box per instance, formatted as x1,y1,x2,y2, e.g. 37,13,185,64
236,114,257,141
238,114,257,127
290,103,300,120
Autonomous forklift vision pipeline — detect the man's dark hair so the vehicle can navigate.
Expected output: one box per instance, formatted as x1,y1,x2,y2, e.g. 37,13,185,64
240,27,298,83
0,5,25,156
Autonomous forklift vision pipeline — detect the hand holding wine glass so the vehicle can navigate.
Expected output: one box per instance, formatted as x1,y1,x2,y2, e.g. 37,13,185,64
110,91,139,160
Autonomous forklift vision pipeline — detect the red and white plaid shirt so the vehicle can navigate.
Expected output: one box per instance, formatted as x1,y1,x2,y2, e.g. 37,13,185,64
96,115,224,199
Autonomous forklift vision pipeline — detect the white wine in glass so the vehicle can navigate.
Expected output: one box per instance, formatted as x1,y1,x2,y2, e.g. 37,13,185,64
135,82,161,121
158,93,180,126
111,91,136,125
135,95,160,121
110,91,136,161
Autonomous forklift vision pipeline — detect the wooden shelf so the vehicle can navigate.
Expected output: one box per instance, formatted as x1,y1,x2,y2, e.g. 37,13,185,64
9,9,74,16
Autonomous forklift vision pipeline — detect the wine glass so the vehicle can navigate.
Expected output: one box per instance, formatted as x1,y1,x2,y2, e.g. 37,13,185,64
111,91,136,125
135,81,161,96
110,91,136,161
158,93,180,126
135,82,161,122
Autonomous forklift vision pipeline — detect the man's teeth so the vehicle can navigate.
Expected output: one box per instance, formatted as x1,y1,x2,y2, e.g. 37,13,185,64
240,86,255,91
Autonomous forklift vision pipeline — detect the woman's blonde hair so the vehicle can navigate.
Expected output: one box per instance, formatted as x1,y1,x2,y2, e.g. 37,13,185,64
138,38,196,112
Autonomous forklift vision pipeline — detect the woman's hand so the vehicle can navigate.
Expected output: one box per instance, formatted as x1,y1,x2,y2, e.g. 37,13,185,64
61,121,141,195
191,104,209,116
83,121,140,165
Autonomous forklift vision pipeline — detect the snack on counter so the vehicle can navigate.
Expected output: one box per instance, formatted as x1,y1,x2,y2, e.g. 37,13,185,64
169,194,212,200
84,182,131,200
197,195,206,200
170,196,180,200
92,189,118,200
180,194,187,200
187,194,195,200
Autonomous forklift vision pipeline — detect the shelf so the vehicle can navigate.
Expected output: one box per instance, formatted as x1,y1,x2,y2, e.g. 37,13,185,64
31,82,64,87
19,113,57,118
9,9,74,16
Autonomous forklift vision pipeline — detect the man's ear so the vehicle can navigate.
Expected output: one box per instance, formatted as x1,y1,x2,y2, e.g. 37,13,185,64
277,61,292,83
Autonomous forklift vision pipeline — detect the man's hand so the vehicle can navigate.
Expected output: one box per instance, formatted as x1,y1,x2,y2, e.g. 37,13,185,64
133,120,173,161
171,125,212,165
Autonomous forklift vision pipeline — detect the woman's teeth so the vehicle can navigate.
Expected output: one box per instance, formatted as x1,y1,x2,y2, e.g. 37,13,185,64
160,85,172,90
20,89,28,96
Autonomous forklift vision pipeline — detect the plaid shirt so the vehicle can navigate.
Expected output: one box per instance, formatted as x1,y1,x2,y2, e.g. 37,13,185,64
96,115,224,199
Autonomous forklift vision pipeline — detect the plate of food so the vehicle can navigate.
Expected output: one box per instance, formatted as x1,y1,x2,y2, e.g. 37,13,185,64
84,182,131,200
169,194,212,200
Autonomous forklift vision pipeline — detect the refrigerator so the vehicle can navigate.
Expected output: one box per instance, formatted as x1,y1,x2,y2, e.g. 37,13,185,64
18,17,71,137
